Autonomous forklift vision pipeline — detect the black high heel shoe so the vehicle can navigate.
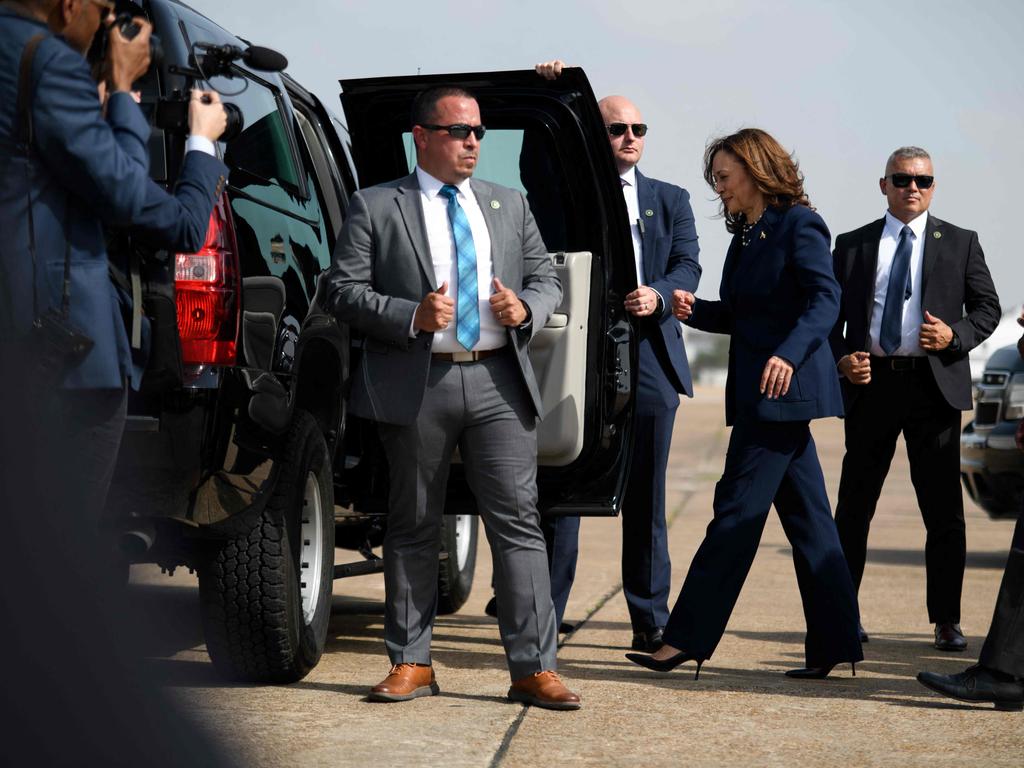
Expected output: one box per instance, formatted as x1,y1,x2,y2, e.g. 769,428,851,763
625,651,706,680
785,662,857,680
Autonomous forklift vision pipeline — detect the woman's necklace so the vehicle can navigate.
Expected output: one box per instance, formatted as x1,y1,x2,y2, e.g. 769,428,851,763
741,209,766,247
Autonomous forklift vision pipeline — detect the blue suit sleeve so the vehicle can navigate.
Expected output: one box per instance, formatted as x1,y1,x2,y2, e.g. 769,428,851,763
129,151,228,253
774,211,841,369
687,298,733,335
31,42,150,226
649,186,701,315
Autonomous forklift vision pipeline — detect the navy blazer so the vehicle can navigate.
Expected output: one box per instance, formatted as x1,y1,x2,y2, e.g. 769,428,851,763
686,205,844,425
634,169,701,396
0,11,227,390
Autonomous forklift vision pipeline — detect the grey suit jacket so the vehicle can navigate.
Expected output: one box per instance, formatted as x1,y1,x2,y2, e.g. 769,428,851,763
326,172,561,426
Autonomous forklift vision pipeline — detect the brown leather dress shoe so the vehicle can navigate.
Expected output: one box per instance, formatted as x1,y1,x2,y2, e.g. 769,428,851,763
368,664,439,702
508,670,581,711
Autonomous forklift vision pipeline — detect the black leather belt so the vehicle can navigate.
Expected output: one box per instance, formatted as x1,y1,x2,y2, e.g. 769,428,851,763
870,355,927,371
432,349,503,363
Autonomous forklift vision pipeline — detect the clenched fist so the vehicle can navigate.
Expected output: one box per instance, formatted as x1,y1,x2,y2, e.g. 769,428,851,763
414,281,455,332
672,290,695,321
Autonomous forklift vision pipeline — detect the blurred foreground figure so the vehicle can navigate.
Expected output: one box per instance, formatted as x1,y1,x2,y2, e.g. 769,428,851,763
917,312,1024,712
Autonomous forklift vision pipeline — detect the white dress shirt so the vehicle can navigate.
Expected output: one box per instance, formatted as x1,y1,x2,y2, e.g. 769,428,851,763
414,166,504,352
620,167,665,311
868,210,928,356
620,167,644,285
185,135,217,156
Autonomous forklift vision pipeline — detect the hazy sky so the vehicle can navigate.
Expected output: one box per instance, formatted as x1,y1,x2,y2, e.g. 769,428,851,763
191,0,1024,312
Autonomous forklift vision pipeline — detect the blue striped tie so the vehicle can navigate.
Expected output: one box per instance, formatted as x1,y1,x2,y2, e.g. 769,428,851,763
439,184,479,351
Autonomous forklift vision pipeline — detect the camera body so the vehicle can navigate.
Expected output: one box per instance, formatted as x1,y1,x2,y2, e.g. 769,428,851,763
155,95,244,144
88,12,164,75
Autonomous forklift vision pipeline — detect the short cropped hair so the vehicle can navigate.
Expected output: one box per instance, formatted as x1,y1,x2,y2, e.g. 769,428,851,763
885,146,931,174
410,86,478,128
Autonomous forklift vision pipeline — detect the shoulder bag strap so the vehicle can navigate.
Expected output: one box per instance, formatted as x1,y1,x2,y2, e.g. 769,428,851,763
17,33,73,320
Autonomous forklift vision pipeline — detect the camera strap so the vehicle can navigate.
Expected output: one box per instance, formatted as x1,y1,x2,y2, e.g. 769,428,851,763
17,32,74,322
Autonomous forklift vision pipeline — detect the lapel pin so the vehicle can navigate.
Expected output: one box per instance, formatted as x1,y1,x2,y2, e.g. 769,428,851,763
490,200,501,210
933,231,941,239
760,231,766,240
645,209,654,217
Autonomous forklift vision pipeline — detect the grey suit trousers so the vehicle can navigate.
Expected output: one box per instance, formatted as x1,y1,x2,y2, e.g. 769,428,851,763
377,350,558,680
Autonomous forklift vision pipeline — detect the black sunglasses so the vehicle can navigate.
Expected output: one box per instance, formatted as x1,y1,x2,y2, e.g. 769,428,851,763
419,123,486,140
889,173,934,189
606,122,648,137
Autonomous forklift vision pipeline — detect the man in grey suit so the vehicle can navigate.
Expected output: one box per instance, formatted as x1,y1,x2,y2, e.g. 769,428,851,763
327,86,580,710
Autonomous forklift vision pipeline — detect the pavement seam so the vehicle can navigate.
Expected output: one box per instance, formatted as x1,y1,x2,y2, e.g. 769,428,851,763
490,422,725,767
488,706,528,768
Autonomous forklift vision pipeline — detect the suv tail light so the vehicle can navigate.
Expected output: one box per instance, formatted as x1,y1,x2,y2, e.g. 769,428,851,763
175,193,241,366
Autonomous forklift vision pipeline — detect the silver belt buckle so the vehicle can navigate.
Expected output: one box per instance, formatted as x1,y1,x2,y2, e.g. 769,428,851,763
451,350,475,363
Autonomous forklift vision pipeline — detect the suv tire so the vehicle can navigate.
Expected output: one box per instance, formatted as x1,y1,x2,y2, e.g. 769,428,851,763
199,410,334,683
436,513,477,615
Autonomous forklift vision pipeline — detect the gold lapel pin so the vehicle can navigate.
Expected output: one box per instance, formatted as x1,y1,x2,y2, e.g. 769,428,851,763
490,200,501,210
645,209,654,217
933,231,942,239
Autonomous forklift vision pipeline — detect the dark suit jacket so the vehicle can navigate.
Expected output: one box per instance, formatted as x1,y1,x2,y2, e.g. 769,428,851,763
634,169,701,397
326,172,562,426
687,205,844,426
0,11,227,390
829,214,1000,411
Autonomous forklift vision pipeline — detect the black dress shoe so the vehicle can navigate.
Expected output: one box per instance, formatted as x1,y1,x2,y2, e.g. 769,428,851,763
858,622,869,643
559,621,576,634
630,627,664,652
917,665,1023,711
626,651,705,680
785,662,857,680
484,596,498,618
934,622,968,652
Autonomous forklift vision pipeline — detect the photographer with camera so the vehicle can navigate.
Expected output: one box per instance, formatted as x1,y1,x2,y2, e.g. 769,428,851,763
0,0,229,540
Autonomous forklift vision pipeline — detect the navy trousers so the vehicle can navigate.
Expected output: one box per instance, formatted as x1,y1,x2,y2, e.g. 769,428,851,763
662,419,863,667
541,515,579,627
620,337,679,632
979,509,1024,678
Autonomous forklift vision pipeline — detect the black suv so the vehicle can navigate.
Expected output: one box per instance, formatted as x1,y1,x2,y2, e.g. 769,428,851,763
108,0,643,684
960,344,1024,519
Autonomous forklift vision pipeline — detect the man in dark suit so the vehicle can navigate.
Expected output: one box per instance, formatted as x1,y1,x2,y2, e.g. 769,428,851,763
0,0,228,546
328,86,580,710
917,312,1024,711
830,146,1000,651
535,61,701,651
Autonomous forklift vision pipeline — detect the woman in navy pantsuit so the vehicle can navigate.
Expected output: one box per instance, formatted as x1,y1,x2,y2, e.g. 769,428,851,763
626,128,863,679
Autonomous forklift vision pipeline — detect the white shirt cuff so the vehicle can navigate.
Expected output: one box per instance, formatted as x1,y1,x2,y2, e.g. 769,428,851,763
185,135,217,157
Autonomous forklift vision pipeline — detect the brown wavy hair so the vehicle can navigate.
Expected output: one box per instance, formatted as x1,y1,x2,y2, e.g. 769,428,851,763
702,128,812,234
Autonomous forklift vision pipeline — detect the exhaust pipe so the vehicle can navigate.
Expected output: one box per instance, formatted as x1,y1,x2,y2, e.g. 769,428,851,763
118,524,155,561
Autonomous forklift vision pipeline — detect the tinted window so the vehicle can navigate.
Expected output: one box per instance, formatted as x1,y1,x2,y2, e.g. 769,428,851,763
213,74,302,196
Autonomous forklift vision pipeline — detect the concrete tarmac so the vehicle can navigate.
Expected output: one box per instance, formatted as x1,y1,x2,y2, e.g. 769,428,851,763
130,386,1022,766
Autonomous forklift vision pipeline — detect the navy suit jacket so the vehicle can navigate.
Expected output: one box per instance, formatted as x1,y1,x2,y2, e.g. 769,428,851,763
0,10,227,390
686,205,844,425
634,169,701,397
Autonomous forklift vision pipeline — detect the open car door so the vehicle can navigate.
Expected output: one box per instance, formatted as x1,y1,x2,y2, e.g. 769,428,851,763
339,68,638,516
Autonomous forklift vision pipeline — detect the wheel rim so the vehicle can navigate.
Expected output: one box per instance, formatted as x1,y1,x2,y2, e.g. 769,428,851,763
299,471,324,624
453,514,472,569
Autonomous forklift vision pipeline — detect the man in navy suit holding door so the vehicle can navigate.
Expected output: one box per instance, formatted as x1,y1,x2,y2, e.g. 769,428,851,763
537,61,701,651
